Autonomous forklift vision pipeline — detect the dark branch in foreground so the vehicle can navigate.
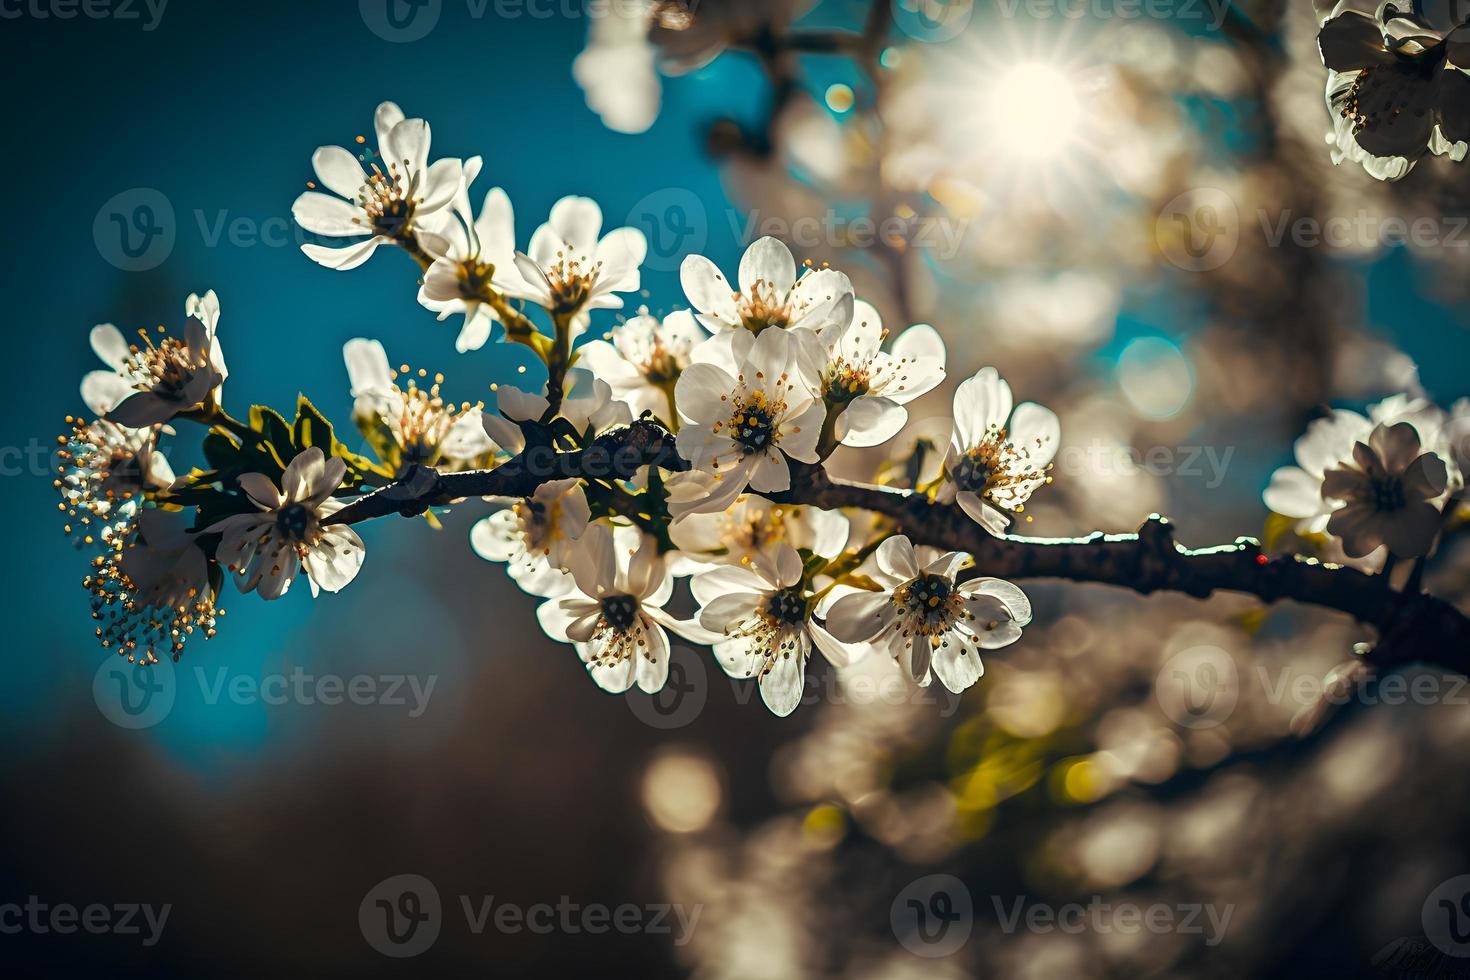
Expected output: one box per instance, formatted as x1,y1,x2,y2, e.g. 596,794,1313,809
325,420,1470,676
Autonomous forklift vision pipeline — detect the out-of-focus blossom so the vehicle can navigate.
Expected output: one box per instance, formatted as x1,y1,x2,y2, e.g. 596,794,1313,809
469,477,591,597
1318,1,1470,180
84,291,228,428
575,311,704,424
1322,421,1448,557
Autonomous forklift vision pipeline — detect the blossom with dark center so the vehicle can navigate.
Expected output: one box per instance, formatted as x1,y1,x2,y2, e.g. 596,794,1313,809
670,328,824,517
1321,421,1449,558
826,536,1032,694
692,544,856,717
1317,1,1470,180
207,448,365,600
293,101,466,270
537,524,716,694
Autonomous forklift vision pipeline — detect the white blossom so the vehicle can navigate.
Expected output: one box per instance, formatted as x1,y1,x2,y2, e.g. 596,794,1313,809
83,290,228,428
692,543,856,717
469,478,592,597
293,101,465,270
680,236,853,337
208,448,365,600
343,338,496,473
825,535,1032,694
1321,421,1449,558
938,367,1059,535
795,300,947,448
508,195,646,338
537,524,717,694
670,328,824,517
575,310,704,425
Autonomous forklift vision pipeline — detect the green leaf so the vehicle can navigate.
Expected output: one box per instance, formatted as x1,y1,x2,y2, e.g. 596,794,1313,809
249,404,296,472
292,394,336,451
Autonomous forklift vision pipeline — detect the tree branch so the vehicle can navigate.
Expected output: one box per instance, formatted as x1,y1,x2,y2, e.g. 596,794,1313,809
323,420,1470,676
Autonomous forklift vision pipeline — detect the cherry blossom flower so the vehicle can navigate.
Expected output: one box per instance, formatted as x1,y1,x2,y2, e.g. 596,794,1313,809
86,509,219,664
938,367,1059,535
293,101,465,270
795,300,947,448
83,290,228,428
1321,422,1449,558
1317,0,1470,180
343,338,496,473
670,328,824,517
480,376,634,450
575,310,704,425
508,196,646,337
825,536,1032,694
692,543,856,717
1264,395,1457,536
416,161,523,353
669,496,849,578
680,236,853,337
573,0,661,134
537,524,717,694
207,448,365,600
469,478,591,597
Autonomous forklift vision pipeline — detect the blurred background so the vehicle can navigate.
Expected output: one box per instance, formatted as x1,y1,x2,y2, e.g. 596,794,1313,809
7,0,1470,975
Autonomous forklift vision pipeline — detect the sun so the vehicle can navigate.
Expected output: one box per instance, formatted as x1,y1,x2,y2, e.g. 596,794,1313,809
986,60,1084,161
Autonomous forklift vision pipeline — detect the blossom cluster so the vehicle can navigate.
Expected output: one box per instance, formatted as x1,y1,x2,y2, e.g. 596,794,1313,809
54,99,1467,716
